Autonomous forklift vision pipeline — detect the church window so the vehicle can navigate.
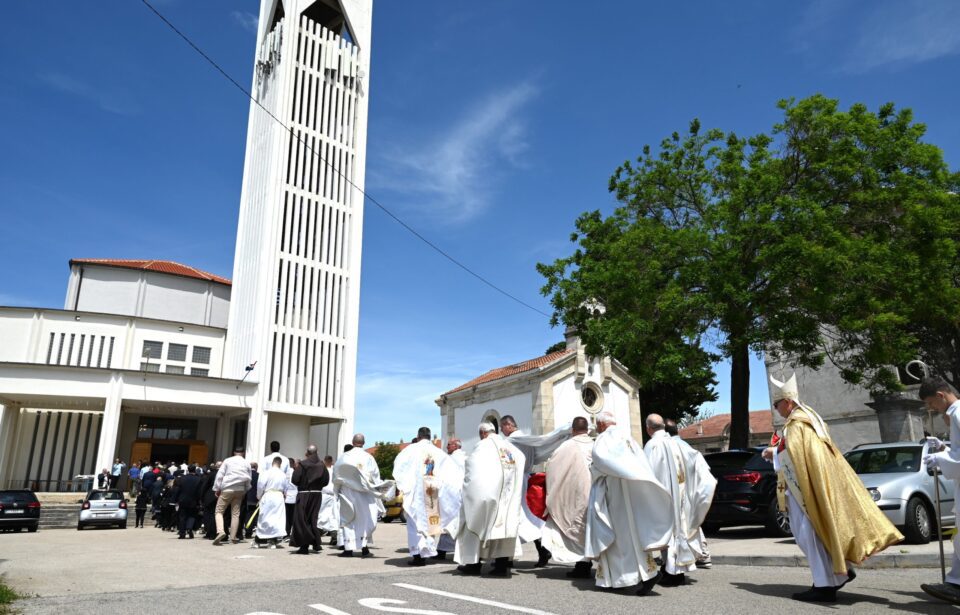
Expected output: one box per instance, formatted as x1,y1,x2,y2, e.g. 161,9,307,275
580,382,604,413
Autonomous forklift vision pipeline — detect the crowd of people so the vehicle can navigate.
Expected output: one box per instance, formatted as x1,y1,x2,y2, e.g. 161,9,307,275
107,372,959,607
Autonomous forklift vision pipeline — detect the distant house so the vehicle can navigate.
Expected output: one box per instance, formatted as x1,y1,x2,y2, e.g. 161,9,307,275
679,410,774,453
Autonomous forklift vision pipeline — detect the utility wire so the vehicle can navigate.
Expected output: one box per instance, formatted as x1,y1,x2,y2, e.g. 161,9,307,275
140,0,550,318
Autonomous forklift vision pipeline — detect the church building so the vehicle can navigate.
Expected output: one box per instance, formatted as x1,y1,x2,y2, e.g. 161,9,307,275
0,0,373,491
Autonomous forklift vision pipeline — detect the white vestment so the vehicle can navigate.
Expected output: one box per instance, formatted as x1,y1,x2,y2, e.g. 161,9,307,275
928,400,960,584
394,439,463,557
454,434,526,564
438,448,467,552
333,448,395,551
317,482,339,533
261,453,290,476
644,430,717,574
773,447,847,587
541,434,594,563
507,423,572,543
585,425,674,588
256,466,289,540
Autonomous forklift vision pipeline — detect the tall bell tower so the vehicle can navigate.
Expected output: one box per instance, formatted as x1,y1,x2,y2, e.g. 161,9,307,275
225,0,372,456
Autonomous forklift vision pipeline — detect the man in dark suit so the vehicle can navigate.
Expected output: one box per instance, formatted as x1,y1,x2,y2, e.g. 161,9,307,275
174,465,203,539
199,463,219,539
97,468,111,489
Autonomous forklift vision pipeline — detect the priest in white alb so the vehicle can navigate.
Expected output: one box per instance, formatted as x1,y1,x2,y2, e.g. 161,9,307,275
255,455,289,548
540,416,595,578
393,427,463,566
436,437,466,559
332,433,396,558
500,414,572,566
585,411,674,596
455,422,526,577
643,413,717,586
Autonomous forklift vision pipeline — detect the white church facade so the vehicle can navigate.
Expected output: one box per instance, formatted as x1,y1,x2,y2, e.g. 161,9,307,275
0,0,373,491
436,333,644,452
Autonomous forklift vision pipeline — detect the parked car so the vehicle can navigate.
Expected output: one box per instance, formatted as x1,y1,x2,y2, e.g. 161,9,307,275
844,441,955,544
380,492,404,523
0,489,41,532
78,490,128,530
703,448,791,537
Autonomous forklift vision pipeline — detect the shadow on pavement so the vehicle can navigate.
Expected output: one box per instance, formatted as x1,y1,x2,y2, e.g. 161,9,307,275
731,581,954,613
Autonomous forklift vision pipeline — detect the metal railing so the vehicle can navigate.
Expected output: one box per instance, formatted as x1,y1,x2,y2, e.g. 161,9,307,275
5,476,96,493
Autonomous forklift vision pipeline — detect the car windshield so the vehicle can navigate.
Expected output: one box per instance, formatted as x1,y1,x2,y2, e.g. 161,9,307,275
705,452,754,472
845,447,921,474
88,491,122,501
0,492,37,505
744,452,773,471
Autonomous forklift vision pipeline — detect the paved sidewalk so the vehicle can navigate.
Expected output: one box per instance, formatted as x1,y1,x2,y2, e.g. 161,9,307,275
708,526,952,569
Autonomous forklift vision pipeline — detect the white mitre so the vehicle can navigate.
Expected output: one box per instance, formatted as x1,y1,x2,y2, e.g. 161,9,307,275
769,373,799,403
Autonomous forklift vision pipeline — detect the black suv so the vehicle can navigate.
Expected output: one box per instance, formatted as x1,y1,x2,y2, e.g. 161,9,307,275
702,449,791,537
0,489,41,532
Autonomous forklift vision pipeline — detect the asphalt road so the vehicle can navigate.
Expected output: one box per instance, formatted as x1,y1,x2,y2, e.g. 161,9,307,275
14,559,954,614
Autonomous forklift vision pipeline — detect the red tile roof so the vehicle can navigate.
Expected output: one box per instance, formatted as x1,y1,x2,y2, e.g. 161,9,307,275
679,410,774,441
443,349,575,396
71,259,231,286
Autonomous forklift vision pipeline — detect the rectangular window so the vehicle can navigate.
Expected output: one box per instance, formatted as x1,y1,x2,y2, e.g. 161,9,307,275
140,362,160,373
142,340,163,360
167,343,187,362
165,365,184,374
192,346,211,364
190,368,209,377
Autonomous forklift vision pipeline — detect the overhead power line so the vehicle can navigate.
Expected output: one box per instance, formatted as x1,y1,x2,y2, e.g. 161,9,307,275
139,0,550,318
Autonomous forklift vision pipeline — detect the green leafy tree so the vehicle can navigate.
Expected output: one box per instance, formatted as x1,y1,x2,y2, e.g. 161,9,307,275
545,341,568,354
766,96,960,390
540,95,959,447
372,442,401,480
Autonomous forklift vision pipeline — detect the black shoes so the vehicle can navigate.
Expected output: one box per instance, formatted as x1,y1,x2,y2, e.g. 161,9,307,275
430,550,447,561
361,547,371,558
339,550,354,558
533,540,552,567
792,586,837,603
921,582,960,605
840,568,856,588
295,545,310,555
659,572,685,587
456,563,482,575
637,571,662,596
489,557,511,577
566,562,593,579
409,555,426,567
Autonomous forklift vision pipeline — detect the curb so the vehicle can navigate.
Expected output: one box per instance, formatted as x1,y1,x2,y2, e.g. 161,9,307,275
712,553,942,569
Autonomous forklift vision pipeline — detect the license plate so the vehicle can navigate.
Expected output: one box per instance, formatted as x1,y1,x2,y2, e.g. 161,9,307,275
4,510,24,515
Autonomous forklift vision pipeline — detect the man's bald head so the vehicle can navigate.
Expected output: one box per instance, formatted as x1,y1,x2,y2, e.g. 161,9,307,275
572,416,589,435
352,433,365,447
306,444,318,456
645,413,665,437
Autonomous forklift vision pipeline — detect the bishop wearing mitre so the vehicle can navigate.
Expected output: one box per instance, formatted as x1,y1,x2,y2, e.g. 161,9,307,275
763,374,903,603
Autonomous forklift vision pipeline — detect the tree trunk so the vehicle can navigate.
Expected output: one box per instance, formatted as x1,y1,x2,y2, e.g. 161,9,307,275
728,341,751,450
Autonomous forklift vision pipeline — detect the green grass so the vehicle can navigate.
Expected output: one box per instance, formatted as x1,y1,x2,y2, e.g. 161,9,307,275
0,578,23,614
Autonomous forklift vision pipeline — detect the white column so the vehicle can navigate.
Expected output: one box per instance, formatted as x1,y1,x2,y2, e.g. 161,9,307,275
246,402,268,460
95,372,124,474
0,404,22,488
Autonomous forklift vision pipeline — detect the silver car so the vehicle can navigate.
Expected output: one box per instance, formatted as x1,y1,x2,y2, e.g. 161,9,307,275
844,441,954,544
78,490,128,530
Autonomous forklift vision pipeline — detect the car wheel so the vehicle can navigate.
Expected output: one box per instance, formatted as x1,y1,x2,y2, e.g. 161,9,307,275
766,498,792,537
77,523,84,531
14,527,23,533
903,496,932,544
27,525,38,533
120,522,127,529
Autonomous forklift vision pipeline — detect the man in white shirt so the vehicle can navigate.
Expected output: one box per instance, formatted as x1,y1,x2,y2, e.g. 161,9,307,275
920,377,960,605
261,440,290,475
212,446,252,546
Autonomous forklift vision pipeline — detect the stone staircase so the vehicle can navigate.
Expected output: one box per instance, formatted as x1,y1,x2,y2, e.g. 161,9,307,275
36,493,85,530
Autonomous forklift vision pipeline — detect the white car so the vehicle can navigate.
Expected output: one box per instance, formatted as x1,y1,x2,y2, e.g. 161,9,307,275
78,490,128,530
845,441,955,544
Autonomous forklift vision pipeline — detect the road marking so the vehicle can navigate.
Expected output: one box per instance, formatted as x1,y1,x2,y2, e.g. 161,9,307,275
309,605,353,615
393,583,559,615
358,598,456,614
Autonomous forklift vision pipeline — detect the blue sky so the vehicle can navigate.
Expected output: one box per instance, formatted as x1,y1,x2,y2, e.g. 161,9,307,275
2,1,959,444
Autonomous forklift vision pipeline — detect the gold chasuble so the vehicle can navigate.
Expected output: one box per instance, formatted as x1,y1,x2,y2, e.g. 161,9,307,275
778,406,903,574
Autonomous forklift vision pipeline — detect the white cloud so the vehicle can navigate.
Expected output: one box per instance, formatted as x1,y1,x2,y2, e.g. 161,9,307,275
353,368,464,444
793,0,960,73
231,10,259,33
371,81,538,225
37,72,140,116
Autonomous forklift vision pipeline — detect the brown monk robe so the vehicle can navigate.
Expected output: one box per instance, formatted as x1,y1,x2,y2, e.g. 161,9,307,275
290,445,329,554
